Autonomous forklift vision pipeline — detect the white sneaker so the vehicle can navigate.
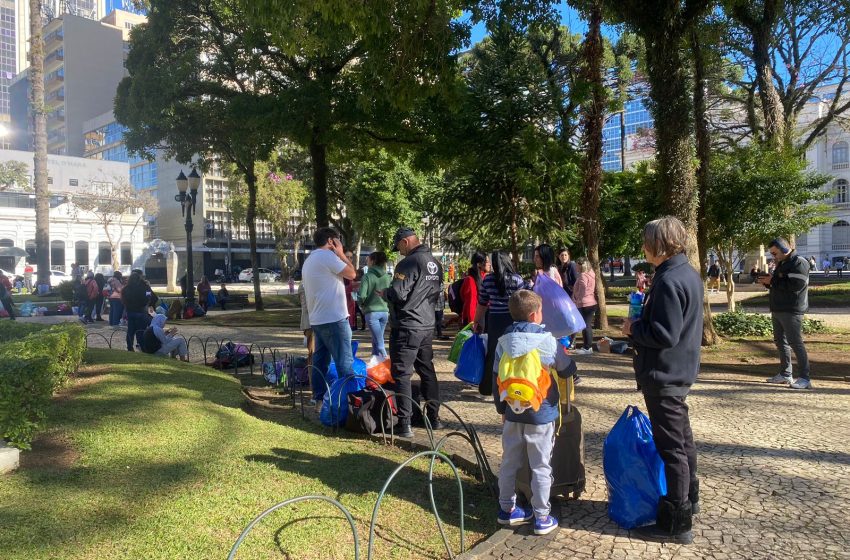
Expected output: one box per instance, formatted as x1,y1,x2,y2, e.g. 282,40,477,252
572,348,593,356
789,378,812,390
766,373,793,385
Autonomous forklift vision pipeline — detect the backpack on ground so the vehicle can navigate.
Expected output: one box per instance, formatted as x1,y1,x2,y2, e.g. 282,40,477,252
140,326,162,354
263,361,285,385
496,348,552,414
212,342,254,369
447,278,464,314
344,388,399,435
287,356,309,386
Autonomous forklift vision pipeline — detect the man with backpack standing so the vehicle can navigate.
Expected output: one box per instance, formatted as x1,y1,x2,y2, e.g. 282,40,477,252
302,227,357,406
387,227,444,437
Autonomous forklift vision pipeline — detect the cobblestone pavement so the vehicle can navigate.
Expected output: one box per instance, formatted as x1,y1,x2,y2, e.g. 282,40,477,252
66,317,850,559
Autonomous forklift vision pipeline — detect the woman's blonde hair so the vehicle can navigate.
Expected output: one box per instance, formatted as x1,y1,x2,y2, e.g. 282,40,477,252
643,216,688,258
576,257,591,273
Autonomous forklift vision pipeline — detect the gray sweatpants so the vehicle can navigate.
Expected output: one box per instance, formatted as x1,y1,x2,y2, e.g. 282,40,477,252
498,420,556,518
156,337,188,359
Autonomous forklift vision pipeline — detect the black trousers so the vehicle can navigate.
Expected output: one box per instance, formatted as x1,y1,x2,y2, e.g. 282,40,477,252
578,305,597,349
643,394,698,506
390,327,440,422
480,311,513,396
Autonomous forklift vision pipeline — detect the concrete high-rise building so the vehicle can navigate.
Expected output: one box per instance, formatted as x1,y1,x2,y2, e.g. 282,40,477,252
9,9,144,156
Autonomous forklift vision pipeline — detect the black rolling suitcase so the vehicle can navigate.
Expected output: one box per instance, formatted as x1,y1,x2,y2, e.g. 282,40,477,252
516,378,586,501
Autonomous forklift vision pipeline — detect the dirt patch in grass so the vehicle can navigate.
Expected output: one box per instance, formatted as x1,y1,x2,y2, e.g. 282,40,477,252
20,431,79,472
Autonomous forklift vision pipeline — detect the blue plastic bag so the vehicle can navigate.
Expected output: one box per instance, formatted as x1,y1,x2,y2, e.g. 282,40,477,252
207,291,217,307
532,273,586,337
320,340,368,427
603,406,668,529
454,333,485,385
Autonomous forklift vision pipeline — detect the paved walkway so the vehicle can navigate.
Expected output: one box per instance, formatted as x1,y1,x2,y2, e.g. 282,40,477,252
59,316,850,559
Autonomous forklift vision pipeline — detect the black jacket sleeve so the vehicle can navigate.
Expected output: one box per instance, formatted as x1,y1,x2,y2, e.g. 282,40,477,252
630,281,685,350
386,259,418,306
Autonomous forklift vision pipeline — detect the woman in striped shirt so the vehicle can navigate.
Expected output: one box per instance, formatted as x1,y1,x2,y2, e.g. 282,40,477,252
474,251,530,396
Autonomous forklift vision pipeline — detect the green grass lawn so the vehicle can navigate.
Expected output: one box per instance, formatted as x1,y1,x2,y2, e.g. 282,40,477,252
740,282,850,307
0,349,494,559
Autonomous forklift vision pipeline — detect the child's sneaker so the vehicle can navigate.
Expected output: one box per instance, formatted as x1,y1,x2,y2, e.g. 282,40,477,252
497,506,533,526
534,515,559,535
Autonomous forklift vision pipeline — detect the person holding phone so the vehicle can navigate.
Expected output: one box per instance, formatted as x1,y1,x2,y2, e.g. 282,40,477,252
301,228,357,405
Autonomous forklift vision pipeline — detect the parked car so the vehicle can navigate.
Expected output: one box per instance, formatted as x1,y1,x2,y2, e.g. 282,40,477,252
237,268,276,283
48,270,72,287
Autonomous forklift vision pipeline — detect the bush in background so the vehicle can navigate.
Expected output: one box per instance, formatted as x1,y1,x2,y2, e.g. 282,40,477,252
0,323,85,449
713,311,829,337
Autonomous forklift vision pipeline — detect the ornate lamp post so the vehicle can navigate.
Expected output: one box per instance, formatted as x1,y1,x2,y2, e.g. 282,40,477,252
175,168,201,305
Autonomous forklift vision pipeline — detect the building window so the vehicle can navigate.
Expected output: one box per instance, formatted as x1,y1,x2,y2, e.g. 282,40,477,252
47,176,53,184
69,178,78,186
833,141,849,170
834,179,849,204
833,220,850,251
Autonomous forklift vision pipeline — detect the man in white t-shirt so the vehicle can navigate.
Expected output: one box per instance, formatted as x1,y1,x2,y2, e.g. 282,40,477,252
302,227,357,403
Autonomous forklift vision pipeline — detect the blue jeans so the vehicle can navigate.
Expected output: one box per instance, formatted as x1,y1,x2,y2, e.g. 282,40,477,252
311,319,354,400
365,312,388,358
126,311,150,351
109,299,124,326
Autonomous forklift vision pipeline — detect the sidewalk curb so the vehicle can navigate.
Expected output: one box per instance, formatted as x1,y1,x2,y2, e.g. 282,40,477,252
456,528,513,559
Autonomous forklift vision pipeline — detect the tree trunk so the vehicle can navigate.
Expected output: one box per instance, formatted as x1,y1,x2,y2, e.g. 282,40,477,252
509,194,520,269
645,29,700,271
579,1,608,330
717,249,736,312
691,26,719,346
309,137,329,228
245,167,264,311
30,0,50,286
354,236,362,269
751,13,786,145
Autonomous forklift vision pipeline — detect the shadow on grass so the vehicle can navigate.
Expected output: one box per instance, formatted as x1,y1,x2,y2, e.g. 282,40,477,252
245,447,494,556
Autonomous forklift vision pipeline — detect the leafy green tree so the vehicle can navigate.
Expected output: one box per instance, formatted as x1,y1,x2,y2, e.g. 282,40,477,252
723,0,850,149
437,19,582,265
603,0,712,272
706,146,830,311
0,161,30,191
237,0,471,228
115,0,281,310
227,160,309,272
346,152,431,253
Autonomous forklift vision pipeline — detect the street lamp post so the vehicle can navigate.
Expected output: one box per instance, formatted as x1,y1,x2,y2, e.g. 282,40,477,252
175,168,201,305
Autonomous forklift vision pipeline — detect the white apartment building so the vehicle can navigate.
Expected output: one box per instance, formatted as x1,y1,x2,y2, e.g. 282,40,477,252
0,148,146,275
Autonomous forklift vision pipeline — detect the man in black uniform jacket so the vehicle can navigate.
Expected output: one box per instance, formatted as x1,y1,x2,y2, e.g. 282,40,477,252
386,227,444,438
624,216,703,545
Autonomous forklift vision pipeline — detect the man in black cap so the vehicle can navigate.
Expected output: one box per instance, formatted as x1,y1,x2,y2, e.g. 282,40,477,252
386,227,444,437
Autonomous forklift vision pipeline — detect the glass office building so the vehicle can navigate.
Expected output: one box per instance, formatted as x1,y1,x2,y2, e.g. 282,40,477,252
601,96,655,172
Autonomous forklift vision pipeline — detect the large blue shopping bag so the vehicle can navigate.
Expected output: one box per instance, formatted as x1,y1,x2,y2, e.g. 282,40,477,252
320,341,368,427
453,333,485,385
532,273,586,337
603,405,668,529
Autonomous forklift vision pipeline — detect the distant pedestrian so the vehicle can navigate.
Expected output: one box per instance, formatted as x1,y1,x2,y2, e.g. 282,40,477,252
460,252,489,324
122,270,154,351
217,283,230,310
197,276,211,311
358,251,392,358
706,262,721,293
302,227,356,404
93,273,106,321
0,273,15,320
80,272,99,325
108,271,125,326
760,238,811,389
23,264,33,293
557,248,580,297
822,258,831,277
835,258,845,278
571,257,597,355
71,263,81,283
386,227,444,437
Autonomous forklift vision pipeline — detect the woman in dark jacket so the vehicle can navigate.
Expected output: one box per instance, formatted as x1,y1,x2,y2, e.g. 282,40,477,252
473,251,529,396
624,216,703,544
122,271,155,352
94,273,106,321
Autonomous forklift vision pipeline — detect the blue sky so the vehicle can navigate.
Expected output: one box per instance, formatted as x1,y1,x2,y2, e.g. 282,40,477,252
465,3,621,47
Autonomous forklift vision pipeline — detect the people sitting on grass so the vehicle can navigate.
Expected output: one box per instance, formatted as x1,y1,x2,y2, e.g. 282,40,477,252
141,314,189,362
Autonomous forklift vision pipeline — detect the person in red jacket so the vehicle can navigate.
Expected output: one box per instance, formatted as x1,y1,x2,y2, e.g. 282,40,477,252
460,252,489,324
